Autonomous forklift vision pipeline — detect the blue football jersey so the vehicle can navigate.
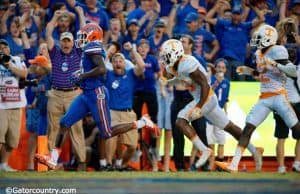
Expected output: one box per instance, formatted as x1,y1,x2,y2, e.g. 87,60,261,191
80,42,106,90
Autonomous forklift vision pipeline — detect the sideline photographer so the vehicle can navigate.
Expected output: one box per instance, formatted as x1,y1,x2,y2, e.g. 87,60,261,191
0,39,27,172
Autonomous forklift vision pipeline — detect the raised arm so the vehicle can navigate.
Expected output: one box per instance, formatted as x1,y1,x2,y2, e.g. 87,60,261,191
124,42,145,76
74,6,86,29
251,5,265,28
0,4,16,35
46,10,63,50
205,1,219,25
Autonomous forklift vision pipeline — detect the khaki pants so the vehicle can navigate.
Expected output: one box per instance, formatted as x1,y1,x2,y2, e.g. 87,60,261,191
0,109,21,148
111,110,138,147
47,89,86,162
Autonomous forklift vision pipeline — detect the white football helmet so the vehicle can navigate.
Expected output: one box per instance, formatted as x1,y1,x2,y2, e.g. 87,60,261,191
250,24,278,49
160,39,184,67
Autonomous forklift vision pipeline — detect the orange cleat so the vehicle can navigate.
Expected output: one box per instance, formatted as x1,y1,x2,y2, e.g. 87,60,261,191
34,153,57,170
215,161,237,173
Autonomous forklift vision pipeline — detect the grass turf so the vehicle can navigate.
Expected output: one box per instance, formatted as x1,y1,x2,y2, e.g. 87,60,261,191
1,171,300,179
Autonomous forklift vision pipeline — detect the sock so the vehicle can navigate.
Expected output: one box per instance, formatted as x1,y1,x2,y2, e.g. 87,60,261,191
134,120,145,129
191,135,209,152
294,161,300,166
51,148,60,163
99,159,107,167
247,143,256,155
230,146,245,170
115,159,122,167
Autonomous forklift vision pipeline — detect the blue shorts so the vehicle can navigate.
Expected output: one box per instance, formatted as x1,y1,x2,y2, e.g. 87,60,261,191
26,108,39,133
60,86,112,139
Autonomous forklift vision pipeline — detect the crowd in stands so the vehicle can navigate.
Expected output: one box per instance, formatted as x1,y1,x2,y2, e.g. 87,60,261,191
1,0,300,172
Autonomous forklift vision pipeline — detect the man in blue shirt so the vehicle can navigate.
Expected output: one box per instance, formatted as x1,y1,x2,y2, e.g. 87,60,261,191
105,43,145,171
206,2,265,80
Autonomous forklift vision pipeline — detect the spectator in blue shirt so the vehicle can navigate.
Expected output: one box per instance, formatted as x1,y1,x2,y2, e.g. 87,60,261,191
206,2,265,81
184,12,219,62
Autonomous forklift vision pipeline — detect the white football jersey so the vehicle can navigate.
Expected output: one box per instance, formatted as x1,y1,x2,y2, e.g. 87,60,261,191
166,55,208,100
255,45,287,95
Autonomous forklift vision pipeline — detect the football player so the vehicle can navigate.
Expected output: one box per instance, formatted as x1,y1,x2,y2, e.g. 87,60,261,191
160,39,263,171
216,24,300,172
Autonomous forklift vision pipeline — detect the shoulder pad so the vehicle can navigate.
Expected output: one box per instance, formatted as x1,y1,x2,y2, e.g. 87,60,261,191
269,45,288,60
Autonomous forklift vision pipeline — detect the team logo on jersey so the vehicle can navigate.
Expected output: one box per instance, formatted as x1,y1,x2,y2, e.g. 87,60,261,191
61,62,69,72
112,80,119,89
97,93,105,100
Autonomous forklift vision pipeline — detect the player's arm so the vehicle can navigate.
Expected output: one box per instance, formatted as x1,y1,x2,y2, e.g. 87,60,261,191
274,59,297,77
80,55,107,79
189,69,210,109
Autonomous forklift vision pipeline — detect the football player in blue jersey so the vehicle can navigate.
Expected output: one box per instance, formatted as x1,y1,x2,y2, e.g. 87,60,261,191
35,23,156,170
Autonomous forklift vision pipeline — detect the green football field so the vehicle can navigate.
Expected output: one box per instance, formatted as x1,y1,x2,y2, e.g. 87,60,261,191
159,81,296,157
1,171,300,194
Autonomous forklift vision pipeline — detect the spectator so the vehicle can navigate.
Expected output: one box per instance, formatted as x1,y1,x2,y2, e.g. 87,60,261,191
105,41,134,71
76,0,110,43
82,113,100,170
242,0,286,26
106,18,125,45
40,8,76,46
132,38,161,171
0,4,25,59
122,19,142,59
206,58,230,170
206,1,265,80
105,43,145,171
148,20,169,57
21,26,52,171
127,0,160,35
45,10,87,171
18,0,41,50
184,12,219,62
0,39,28,171
26,56,51,171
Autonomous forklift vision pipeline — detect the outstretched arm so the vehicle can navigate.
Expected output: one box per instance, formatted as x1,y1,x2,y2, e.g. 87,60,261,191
189,69,210,108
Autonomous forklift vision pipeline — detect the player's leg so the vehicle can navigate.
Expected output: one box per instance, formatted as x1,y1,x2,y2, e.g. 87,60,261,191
35,94,89,169
273,110,289,173
176,100,212,169
213,99,271,172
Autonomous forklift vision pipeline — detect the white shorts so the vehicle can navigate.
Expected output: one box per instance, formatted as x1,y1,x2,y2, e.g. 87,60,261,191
246,94,298,128
206,122,226,145
178,94,229,129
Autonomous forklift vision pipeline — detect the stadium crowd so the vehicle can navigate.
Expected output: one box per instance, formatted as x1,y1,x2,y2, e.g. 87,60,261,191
1,0,300,173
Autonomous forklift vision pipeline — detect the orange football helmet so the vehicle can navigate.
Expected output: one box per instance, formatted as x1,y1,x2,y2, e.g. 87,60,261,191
76,23,103,48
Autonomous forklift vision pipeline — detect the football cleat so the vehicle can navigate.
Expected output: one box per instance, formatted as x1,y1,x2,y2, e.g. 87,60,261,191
215,161,238,173
292,163,300,172
253,147,264,172
194,149,213,169
34,153,57,170
141,116,154,128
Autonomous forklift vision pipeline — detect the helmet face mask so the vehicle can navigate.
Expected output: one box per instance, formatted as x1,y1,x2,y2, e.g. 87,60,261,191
160,39,184,68
75,23,103,48
251,24,278,49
